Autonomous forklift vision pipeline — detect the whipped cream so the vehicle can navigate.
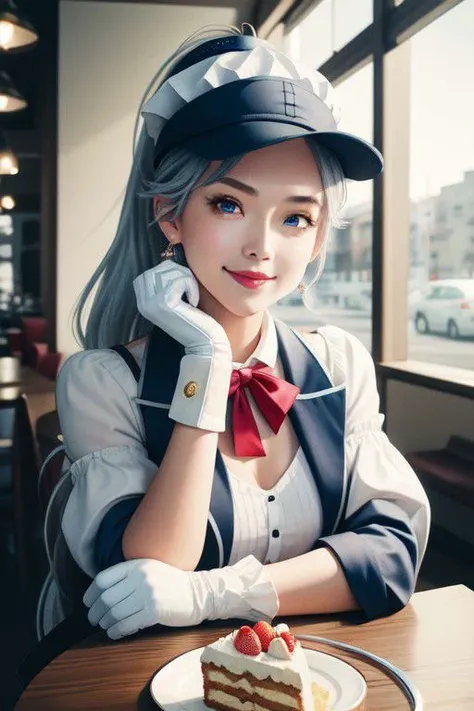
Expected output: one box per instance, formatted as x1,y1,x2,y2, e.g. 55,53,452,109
200,632,311,691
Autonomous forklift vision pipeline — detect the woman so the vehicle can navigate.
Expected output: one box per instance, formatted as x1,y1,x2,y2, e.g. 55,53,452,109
45,25,430,640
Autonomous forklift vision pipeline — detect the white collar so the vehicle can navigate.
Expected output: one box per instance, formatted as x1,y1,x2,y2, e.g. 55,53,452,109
232,311,278,370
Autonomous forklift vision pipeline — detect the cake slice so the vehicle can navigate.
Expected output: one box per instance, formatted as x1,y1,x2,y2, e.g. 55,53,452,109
201,621,328,711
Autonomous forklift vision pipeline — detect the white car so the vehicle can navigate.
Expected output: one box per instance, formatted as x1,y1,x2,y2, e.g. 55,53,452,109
411,279,474,339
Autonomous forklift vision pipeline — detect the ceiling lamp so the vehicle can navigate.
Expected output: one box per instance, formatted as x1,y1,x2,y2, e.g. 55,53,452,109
0,131,18,174
0,70,26,111
0,0,38,52
0,194,15,209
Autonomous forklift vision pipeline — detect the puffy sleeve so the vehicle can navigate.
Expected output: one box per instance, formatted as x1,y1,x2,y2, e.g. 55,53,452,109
56,349,157,578
315,327,431,620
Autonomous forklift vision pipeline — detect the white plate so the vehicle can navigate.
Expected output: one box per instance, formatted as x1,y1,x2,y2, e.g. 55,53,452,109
150,645,367,711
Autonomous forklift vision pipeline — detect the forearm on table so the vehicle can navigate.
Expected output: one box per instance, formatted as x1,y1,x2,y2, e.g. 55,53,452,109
122,422,218,569
265,547,359,616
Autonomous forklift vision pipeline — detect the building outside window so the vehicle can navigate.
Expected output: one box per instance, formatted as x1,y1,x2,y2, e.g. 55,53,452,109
407,0,474,369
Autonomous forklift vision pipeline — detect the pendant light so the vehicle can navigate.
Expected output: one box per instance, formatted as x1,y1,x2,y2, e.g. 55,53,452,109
0,194,14,209
0,0,38,52
0,131,18,174
0,70,26,111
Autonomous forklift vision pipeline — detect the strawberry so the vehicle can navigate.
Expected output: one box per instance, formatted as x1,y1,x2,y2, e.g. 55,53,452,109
280,632,296,653
233,626,262,656
253,621,277,652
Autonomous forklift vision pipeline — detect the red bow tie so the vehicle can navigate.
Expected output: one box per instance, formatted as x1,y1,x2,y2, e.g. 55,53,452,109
228,362,300,457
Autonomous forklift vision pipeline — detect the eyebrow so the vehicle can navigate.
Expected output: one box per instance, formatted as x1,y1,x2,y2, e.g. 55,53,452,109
216,177,322,207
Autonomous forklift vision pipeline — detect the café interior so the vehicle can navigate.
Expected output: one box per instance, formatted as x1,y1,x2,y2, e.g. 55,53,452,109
1,0,473,709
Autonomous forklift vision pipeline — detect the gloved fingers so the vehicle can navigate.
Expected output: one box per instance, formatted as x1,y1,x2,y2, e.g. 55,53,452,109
86,577,133,624
158,269,199,309
182,270,199,307
134,265,199,314
106,610,148,640
134,261,192,296
98,594,144,631
83,561,132,607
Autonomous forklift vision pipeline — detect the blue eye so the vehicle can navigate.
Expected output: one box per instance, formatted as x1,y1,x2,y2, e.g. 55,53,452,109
207,195,242,215
219,200,238,214
284,214,316,229
284,214,309,228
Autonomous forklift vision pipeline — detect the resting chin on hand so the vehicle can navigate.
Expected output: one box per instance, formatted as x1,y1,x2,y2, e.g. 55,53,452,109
83,556,279,640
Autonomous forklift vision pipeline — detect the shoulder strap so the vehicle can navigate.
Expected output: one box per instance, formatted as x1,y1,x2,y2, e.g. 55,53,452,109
110,344,141,383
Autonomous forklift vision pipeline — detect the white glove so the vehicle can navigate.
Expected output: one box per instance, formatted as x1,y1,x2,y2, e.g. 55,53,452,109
133,261,232,432
83,555,279,640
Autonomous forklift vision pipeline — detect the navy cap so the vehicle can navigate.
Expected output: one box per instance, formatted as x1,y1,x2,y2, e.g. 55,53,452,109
154,75,383,181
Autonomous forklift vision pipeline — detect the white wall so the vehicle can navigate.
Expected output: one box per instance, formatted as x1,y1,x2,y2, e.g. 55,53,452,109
57,1,235,354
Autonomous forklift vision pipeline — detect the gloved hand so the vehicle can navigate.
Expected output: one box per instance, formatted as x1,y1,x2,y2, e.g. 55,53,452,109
83,555,279,640
133,261,232,431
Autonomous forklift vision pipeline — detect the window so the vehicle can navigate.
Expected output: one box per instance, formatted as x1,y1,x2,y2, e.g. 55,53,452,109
273,61,374,349
0,261,13,298
333,0,372,51
0,215,13,237
407,0,474,368
280,0,474,389
444,287,465,299
285,0,372,69
325,63,374,349
285,0,334,68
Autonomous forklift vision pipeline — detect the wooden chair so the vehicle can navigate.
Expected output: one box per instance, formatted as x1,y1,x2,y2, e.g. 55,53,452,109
35,411,92,639
35,410,63,511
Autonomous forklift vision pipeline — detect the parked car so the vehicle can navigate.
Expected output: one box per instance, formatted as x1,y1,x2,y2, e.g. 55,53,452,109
411,279,474,338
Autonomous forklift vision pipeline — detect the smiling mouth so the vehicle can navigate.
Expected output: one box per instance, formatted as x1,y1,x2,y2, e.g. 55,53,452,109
224,268,276,290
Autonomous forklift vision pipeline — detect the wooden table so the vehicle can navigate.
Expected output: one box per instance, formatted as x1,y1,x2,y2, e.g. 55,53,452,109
15,585,474,710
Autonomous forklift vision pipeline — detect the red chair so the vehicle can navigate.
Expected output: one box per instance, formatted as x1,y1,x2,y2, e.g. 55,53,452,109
36,352,63,381
5,328,22,356
20,317,48,367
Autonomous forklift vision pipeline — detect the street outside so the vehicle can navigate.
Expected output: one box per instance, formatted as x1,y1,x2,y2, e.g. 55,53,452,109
270,303,474,370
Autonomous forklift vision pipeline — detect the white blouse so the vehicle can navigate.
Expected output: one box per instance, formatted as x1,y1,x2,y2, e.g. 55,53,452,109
227,446,322,566
56,320,430,580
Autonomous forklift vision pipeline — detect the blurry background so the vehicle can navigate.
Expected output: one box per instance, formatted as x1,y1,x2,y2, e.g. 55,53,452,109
0,1,473,708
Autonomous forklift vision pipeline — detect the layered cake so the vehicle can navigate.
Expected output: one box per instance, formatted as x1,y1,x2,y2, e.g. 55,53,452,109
201,621,328,711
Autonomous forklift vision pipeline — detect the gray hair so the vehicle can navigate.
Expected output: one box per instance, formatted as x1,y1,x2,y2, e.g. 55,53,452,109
73,28,346,350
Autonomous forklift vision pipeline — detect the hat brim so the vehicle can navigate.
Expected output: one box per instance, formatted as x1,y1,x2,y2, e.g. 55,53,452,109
185,121,383,182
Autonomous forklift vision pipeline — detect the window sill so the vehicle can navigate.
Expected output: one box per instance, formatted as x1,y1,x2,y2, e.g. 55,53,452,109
376,360,474,399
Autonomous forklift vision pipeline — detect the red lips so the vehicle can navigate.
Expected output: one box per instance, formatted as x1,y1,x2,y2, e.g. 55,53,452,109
224,268,276,290
225,269,275,280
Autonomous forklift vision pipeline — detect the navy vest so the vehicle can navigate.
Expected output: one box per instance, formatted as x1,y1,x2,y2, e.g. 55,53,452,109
138,320,346,571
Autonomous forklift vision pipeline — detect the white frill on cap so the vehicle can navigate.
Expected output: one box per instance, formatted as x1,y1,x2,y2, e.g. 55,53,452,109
141,44,341,144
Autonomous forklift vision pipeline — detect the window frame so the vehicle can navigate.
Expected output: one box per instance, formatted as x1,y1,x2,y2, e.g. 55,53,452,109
257,0,473,397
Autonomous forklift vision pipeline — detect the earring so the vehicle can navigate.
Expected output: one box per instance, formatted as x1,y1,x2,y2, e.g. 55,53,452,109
161,241,175,259
298,283,305,293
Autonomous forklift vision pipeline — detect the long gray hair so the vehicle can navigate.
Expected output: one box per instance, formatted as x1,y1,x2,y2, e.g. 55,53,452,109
73,26,347,350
